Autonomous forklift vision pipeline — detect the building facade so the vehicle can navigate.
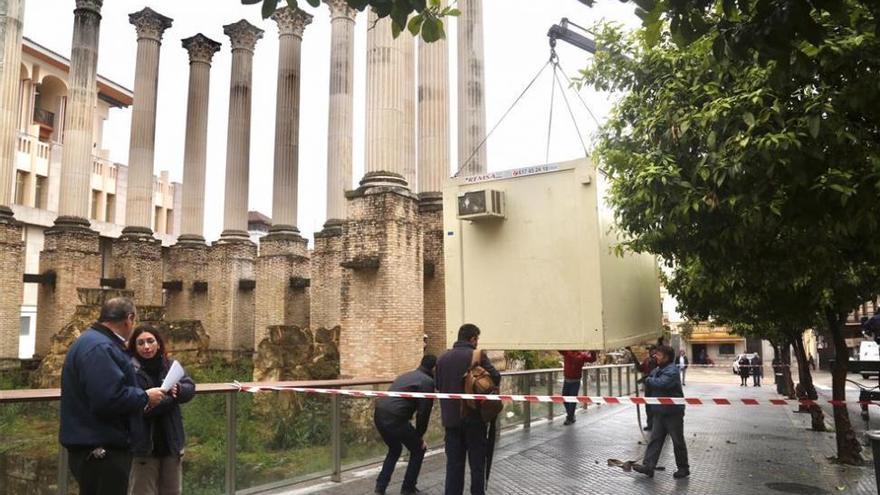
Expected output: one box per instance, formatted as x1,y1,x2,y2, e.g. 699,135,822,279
13,37,180,358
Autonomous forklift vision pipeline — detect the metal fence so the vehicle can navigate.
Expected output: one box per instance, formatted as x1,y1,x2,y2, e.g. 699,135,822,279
0,363,638,495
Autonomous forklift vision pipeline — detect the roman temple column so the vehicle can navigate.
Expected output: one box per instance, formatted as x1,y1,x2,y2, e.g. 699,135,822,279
457,0,487,176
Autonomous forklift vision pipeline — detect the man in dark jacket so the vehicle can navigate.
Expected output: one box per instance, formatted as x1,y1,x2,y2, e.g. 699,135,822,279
633,345,690,479
373,354,437,495
640,346,658,431
60,297,165,495
436,323,501,495
751,354,763,387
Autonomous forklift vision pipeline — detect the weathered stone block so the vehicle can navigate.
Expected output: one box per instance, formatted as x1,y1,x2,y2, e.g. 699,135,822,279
254,233,310,348
165,241,210,322
109,230,163,306
0,219,24,360
206,239,256,354
310,226,343,330
419,194,447,356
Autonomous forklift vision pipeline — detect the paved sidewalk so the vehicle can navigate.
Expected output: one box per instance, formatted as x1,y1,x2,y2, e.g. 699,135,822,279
282,377,877,495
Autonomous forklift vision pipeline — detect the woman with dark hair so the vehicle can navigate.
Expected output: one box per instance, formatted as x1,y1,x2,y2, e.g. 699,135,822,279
127,325,195,495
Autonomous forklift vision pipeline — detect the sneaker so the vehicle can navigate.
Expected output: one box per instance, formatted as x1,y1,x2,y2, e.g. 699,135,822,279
673,469,690,479
563,417,575,425
632,464,654,478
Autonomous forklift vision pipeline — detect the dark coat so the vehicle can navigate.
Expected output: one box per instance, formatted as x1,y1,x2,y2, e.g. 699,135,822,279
738,357,751,377
60,324,148,449
130,357,196,456
750,356,763,377
435,341,501,428
645,362,685,416
374,366,435,436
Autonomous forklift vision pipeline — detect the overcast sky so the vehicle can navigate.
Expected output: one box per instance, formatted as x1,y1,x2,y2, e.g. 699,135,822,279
24,0,639,243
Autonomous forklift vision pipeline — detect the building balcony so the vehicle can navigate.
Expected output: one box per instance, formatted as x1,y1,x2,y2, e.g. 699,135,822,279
33,107,54,129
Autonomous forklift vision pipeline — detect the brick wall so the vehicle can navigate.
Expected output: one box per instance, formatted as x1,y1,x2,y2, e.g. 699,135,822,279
109,233,163,306
35,225,101,357
254,233,310,347
206,239,256,353
419,197,447,356
0,221,23,360
339,178,424,379
165,241,209,322
310,227,343,330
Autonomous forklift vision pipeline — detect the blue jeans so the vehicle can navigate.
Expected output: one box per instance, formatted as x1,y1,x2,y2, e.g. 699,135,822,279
444,416,488,495
562,379,581,419
374,412,425,493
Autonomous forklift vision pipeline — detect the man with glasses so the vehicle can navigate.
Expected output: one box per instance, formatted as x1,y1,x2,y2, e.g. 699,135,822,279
60,297,165,495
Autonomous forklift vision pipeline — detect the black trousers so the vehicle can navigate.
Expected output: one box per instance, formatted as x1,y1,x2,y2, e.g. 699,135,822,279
68,447,132,495
444,416,488,495
374,413,426,493
643,413,689,471
562,380,580,419
753,371,762,386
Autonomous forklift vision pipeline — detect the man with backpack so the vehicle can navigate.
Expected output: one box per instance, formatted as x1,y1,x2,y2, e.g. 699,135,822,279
436,323,502,495
373,354,437,495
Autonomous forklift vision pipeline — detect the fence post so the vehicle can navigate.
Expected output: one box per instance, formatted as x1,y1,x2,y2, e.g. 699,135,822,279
546,371,554,420
331,394,342,482
225,392,237,495
581,367,589,410
523,374,532,430
56,445,68,495
607,368,613,396
626,366,632,395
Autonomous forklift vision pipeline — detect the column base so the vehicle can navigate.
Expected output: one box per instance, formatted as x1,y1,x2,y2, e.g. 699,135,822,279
0,219,24,360
218,229,252,243
207,238,257,354
35,218,101,358
339,182,424,378
112,227,163,306
176,234,207,245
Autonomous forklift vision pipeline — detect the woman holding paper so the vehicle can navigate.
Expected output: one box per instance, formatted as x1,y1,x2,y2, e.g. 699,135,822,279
127,325,196,495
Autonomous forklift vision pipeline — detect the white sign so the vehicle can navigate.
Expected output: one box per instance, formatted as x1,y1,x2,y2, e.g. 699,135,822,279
461,164,562,184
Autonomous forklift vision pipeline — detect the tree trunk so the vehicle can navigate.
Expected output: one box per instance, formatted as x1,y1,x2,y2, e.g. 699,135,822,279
826,310,863,465
780,343,796,399
790,332,825,431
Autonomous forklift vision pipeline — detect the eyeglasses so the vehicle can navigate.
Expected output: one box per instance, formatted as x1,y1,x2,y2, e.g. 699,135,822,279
136,338,156,346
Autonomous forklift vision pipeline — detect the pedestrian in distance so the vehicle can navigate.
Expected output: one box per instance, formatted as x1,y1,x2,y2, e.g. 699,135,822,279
738,355,751,386
640,346,659,431
558,350,597,425
676,349,689,386
772,356,786,395
751,354,762,387
436,323,501,495
633,345,690,479
128,326,196,495
60,297,166,495
373,354,437,495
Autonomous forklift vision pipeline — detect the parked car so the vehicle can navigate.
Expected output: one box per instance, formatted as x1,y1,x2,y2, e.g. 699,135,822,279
859,341,879,379
732,353,759,374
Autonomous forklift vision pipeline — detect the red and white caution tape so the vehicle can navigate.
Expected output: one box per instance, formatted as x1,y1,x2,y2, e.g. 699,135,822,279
230,382,878,407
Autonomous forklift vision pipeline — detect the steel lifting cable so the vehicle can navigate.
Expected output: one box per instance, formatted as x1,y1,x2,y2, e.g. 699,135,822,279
546,60,558,164
553,62,589,159
456,59,551,177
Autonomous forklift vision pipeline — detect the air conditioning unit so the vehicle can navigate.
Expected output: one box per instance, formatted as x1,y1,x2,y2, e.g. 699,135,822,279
457,189,505,221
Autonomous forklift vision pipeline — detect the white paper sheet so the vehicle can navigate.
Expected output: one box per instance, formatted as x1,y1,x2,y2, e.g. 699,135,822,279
160,361,185,392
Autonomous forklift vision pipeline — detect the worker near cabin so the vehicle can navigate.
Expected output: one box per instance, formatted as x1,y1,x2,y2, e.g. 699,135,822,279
558,350,597,425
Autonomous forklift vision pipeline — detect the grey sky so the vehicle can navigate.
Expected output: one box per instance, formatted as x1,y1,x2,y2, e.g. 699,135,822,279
24,0,639,243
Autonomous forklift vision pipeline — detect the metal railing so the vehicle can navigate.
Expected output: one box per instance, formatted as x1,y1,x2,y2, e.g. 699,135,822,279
0,363,638,495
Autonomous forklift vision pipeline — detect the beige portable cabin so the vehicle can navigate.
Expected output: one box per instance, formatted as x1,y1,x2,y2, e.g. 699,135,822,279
442,158,662,351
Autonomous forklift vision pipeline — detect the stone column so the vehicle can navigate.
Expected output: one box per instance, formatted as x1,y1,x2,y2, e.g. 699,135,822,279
178,34,220,243
402,31,416,189
123,7,172,232
36,0,104,358
166,34,220,322
339,172,423,378
207,20,262,356
111,7,172,307
254,6,312,351
457,0,487,176
269,6,310,235
220,19,263,240
322,0,356,227
0,0,25,362
364,13,407,179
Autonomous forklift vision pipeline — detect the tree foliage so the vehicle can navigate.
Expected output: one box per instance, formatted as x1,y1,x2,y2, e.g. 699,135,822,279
579,1,880,463
241,0,459,42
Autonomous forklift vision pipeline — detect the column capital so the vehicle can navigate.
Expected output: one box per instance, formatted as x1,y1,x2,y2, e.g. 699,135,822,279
74,0,103,15
223,19,264,53
182,33,221,64
324,0,357,20
128,7,173,42
271,6,313,38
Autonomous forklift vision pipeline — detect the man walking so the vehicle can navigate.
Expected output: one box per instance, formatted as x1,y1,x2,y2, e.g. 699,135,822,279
436,324,501,495
373,354,437,495
633,345,690,479
60,297,165,495
558,350,596,425
676,349,689,386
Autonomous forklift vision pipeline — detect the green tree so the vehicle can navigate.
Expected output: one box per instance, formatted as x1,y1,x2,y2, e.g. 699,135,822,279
579,3,880,462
